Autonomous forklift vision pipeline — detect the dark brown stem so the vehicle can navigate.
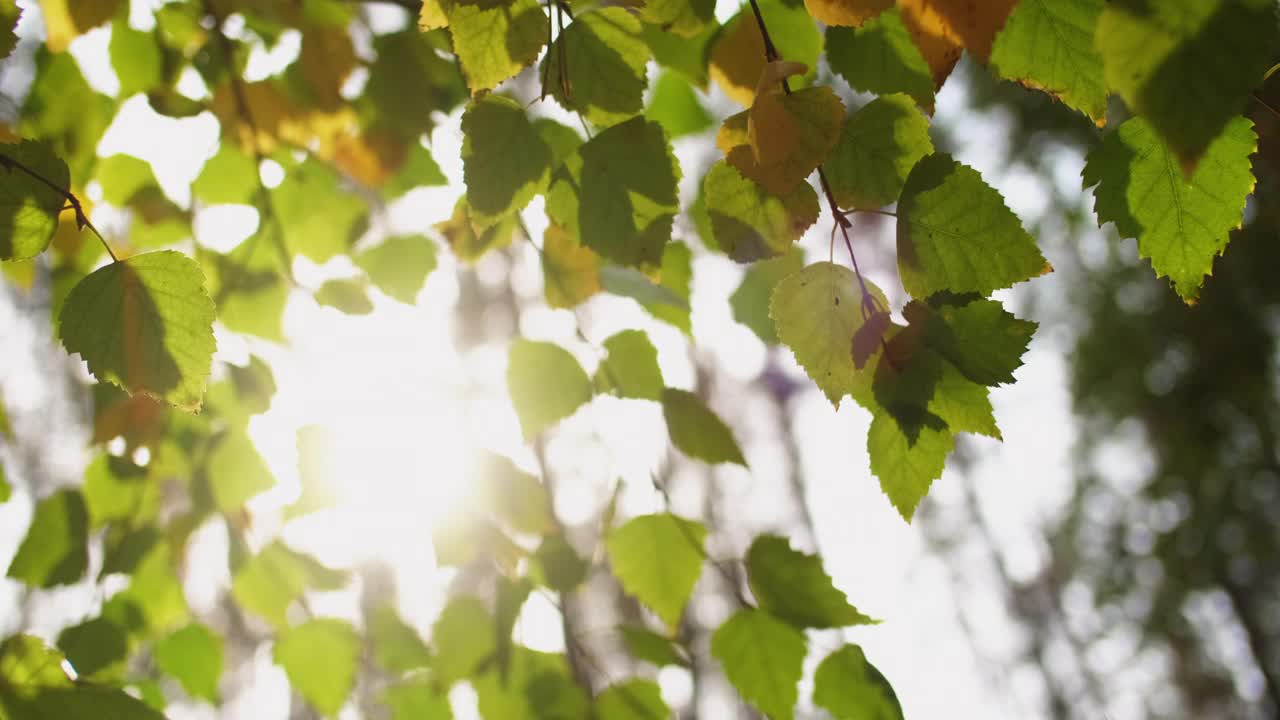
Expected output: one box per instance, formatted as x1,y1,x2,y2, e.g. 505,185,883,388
0,152,117,262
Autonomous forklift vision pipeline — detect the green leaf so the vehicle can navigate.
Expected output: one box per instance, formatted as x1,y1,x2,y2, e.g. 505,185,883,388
867,412,953,521
447,0,548,93
718,87,844,197
59,250,216,412
0,140,70,261
368,605,433,674
711,609,806,720
575,117,680,269
1082,115,1257,302
285,425,339,519
595,329,663,401
95,154,157,206
595,679,669,720
770,262,887,406
206,429,275,513
432,595,495,686
0,634,73,690
6,489,88,587
909,296,1037,386
709,0,822,106
535,118,584,166
154,623,222,703
643,22,716,88
606,513,706,628
1096,0,1275,173
530,533,589,592
988,0,1105,123
1,685,167,720
637,0,714,37
57,617,129,679
746,534,876,629
826,94,933,211
82,453,155,528
813,644,903,720
703,161,819,263
0,1,18,60
826,10,935,114
192,142,258,206
109,22,162,97
363,30,466,140
435,197,517,263
382,141,448,199
473,647,585,719
314,277,375,315
231,542,347,628
462,95,551,226
274,619,360,717
730,247,804,344
272,159,367,262
598,265,688,312
661,388,747,466
116,540,189,633
382,679,453,720
471,451,553,534
0,462,9,503
897,153,1050,299
204,237,289,342
543,8,650,128
541,222,600,308
635,241,693,333
646,71,713,139
618,626,689,668
506,339,593,440
356,235,438,304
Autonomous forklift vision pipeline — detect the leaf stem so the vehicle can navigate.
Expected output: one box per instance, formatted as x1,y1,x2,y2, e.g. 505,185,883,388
0,152,118,262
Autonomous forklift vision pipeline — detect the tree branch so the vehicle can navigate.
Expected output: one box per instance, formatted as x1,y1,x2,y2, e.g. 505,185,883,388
0,152,117,262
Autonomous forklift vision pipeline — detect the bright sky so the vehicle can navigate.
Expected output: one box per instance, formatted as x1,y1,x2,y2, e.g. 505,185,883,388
0,3,1124,719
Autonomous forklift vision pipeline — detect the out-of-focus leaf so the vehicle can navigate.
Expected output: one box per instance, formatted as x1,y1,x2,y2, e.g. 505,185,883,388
274,619,360,716
661,388,747,466
6,489,88,587
711,609,805,720
506,339,593,440
606,512,706,628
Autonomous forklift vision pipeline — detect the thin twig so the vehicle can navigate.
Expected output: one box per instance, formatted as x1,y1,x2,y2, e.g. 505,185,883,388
0,152,117,262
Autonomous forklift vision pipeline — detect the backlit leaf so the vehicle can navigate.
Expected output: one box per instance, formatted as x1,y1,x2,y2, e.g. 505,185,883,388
192,142,258,206
1096,0,1275,173
637,0,714,37
595,679,668,720
719,86,844,197
541,222,600,309
0,140,70,260
507,339,593,439
746,534,876,628
826,94,933,211
542,8,650,128
57,616,128,679
711,609,805,720
0,1,18,60
368,605,432,674
804,0,891,28
827,10,935,113
356,235,438,304
646,71,713,139
908,296,1037,386
989,0,1106,123
897,153,1049,298
703,161,819,263
154,623,222,703
462,95,551,227
110,21,163,97
897,0,1017,87
606,513,706,628
435,198,517,263
314,278,374,315
595,329,663,401
447,0,548,93
1082,116,1257,302
813,644,903,720
382,680,452,720
432,596,495,686
272,160,367,262
6,489,88,588
232,542,348,628
206,429,275,512
709,0,822,106
730,247,803,344
274,619,360,716
867,412,953,521
618,626,689,668
662,388,747,466
771,262,887,406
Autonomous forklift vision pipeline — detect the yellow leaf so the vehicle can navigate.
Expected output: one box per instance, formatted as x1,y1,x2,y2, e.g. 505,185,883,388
420,0,449,30
719,86,843,196
541,223,600,308
804,0,892,28
210,80,358,159
708,11,768,106
330,129,406,187
40,0,120,53
297,25,358,110
897,0,1017,87
748,61,808,166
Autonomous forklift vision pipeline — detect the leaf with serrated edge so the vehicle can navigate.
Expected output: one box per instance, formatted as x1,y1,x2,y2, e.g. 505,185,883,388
731,247,804,344
0,140,70,260
542,223,600,309
1082,116,1256,302
59,251,216,412
596,329,663,401
805,0,891,28
827,10,935,113
747,534,876,628
771,262,888,406
447,0,548,93
704,161,819,262
867,412,953,521
462,95,551,227
542,8,649,128
606,513,706,628
709,0,823,106
719,87,844,197
897,0,1017,87
898,154,1049,298
989,0,1106,123
711,609,805,720
826,94,933,211
1096,0,1275,174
